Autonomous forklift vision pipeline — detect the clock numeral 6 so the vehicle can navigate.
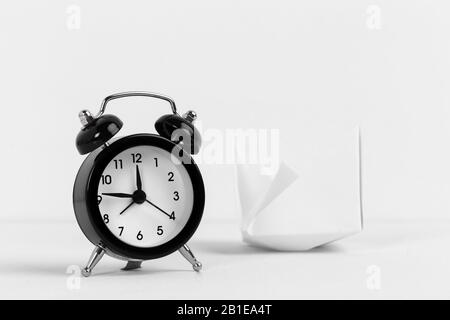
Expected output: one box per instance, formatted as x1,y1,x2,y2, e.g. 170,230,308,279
103,214,109,224
101,175,112,185
157,226,164,236
132,153,142,164
137,231,144,241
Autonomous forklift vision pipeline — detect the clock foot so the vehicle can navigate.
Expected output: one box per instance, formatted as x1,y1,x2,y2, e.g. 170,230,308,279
82,246,105,277
122,261,143,271
179,244,202,272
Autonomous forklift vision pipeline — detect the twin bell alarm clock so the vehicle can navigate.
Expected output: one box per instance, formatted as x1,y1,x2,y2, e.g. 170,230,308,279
73,92,205,277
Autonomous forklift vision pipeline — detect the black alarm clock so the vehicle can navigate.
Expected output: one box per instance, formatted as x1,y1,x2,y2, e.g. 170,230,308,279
73,92,205,277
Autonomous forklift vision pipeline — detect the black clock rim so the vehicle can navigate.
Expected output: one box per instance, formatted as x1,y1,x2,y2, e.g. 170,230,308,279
86,134,205,261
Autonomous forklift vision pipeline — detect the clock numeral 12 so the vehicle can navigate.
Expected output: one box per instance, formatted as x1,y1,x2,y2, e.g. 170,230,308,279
132,153,142,163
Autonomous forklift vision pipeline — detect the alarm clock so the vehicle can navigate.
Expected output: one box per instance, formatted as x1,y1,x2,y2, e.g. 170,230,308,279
73,92,205,277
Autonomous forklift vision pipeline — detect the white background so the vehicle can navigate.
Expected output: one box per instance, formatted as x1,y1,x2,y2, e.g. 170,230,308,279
0,1,450,299
1,1,450,221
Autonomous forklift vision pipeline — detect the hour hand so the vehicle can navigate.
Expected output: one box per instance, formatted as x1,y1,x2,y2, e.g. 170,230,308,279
102,193,133,198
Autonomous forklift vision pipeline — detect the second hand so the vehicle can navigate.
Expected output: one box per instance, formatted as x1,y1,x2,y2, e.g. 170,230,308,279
145,200,174,220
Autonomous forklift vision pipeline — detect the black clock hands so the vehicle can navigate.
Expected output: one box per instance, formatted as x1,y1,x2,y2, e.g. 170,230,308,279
119,201,135,215
145,199,174,220
102,193,133,198
136,165,142,191
102,165,172,219
101,166,143,201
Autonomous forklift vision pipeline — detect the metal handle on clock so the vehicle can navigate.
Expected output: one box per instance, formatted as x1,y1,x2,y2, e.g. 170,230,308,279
96,91,179,118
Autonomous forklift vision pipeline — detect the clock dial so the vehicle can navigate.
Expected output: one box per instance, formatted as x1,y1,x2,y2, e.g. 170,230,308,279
97,145,194,248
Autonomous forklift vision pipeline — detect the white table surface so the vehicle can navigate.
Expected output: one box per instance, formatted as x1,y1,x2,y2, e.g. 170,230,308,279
0,217,449,300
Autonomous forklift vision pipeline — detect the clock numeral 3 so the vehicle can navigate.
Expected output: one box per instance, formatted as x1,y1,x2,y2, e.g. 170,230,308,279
157,226,164,236
137,231,144,241
101,175,112,185
168,172,175,182
132,153,142,164
103,214,109,224
173,191,180,201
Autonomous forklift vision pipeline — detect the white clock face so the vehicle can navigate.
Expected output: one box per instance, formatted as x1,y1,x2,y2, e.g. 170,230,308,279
97,145,194,248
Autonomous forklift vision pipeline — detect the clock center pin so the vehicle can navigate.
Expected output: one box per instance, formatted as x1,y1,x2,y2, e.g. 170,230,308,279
132,190,147,204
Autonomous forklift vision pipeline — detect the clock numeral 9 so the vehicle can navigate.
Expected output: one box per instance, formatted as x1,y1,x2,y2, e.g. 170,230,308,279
103,214,109,224
157,226,164,236
132,153,142,164
97,195,103,205
114,159,123,170
173,191,180,201
137,231,144,241
101,175,112,185
168,172,175,182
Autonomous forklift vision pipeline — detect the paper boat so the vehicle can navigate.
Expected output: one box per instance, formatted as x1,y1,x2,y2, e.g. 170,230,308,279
236,127,363,251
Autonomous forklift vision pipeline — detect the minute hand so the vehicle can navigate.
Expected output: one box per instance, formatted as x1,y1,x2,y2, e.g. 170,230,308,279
136,165,143,191
145,200,173,219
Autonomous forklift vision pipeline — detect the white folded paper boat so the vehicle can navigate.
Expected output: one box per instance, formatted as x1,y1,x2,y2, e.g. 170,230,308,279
236,127,363,251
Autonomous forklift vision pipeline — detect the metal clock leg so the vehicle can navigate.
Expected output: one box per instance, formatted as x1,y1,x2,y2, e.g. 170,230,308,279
82,246,105,277
122,261,143,271
179,244,202,272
